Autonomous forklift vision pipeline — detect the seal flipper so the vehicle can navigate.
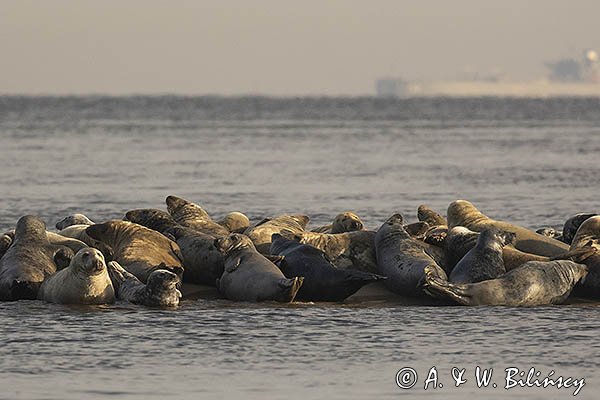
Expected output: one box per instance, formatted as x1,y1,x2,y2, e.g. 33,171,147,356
225,258,241,273
277,276,304,302
52,246,75,270
421,265,471,305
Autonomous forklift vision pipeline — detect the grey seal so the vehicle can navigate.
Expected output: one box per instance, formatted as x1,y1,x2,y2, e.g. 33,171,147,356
311,211,365,234
270,233,385,301
417,204,447,226
166,195,230,237
57,225,114,261
569,216,600,298
214,233,303,302
374,213,448,297
447,200,569,257
563,213,598,245
0,216,74,301
422,258,592,306
125,208,224,285
449,228,516,283
0,233,13,260
244,214,309,254
107,261,181,307
217,212,250,234
55,214,95,230
85,220,184,283
285,229,378,273
38,248,115,305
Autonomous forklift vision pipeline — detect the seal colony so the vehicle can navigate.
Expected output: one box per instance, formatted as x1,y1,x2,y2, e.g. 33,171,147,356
0,196,598,308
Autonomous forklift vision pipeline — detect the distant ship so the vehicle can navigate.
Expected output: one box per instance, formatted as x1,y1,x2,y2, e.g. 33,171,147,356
376,49,600,97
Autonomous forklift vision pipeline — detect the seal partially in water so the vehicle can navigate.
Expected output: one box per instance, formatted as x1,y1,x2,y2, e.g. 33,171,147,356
85,220,184,283
422,258,591,306
311,211,364,234
0,216,74,301
244,214,309,254
55,214,95,230
107,261,181,307
447,200,569,257
449,228,516,283
38,247,115,305
166,195,230,237
270,233,385,301
214,233,304,302
375,214,447,297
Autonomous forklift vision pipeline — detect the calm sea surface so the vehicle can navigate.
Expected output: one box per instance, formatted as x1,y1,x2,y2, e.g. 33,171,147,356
0,96,599,399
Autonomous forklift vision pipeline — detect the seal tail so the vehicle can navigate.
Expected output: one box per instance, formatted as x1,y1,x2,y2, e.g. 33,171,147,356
420,265,471,305
278,276,304,302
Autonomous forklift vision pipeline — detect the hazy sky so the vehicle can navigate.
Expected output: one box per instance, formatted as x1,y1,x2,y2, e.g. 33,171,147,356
1,0,599,95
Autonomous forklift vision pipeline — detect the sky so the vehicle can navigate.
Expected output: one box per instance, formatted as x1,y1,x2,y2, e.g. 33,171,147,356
1,0,599,95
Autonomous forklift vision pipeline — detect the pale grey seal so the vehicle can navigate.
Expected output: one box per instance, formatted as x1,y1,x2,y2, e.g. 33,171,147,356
55,214,95,230
422,258,591,306
38,247,115,305
447,200,569,257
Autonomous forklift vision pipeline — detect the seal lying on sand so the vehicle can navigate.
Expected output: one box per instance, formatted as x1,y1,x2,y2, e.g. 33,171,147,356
270,233,385,301
244,214,309,254
215,233,303,302
311,211,365,234
217,212,250,234
375,214,448,297
0,216,74,301
166,195,229,237
422,257,593,306
86,220,184,283
447,200,569,257
38,248,115,305
449,229,516,283
125,209,224,285
57,225,114,261
55,214,95,230
284,229,378,273
107,261,181,307
570,216,600,298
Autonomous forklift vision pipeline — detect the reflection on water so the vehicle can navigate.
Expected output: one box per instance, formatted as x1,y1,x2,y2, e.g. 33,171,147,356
0,97,599,399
